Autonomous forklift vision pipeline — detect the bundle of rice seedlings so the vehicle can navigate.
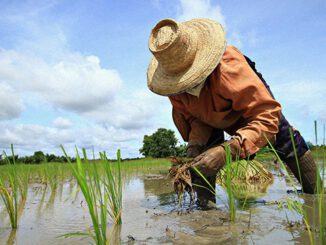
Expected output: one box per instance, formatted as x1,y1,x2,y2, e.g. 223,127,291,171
168,157,194,203
169,158,273,202
216,159,273,199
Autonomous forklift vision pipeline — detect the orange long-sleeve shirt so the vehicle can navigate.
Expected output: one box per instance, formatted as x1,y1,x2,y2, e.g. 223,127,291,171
169,46,282,156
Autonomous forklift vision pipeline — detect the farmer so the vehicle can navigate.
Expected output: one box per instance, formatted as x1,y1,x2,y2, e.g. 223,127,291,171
146,18,319,202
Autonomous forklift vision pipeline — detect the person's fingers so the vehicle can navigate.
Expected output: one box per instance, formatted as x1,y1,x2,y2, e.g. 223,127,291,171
192,159,204,168
192,156,212,168
204,154,216,160
192,156,211,169
193,153,205,162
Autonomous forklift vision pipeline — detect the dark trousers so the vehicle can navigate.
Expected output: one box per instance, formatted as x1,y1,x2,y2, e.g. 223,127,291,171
206,56,309,161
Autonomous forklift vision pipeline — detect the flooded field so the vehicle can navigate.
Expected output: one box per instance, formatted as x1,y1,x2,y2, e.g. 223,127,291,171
0,157,325,245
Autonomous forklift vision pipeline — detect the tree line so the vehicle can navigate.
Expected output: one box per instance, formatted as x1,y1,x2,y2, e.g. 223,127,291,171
138,128,325,158
0,151,75,165
1,128,322,165
139,128,186,158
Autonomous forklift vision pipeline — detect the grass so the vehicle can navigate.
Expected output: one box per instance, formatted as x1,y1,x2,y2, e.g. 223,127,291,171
315,133,325,244
190,124,325,235
0,145,21,229
289,127,325,245
266,135,313,244
192,144,237,222
224,144,236,222
265,127,326,245
0,139,323,243
192,145,275,222
60,146,122,245
101,150,122,224
217,159,273,200
0,171,18,229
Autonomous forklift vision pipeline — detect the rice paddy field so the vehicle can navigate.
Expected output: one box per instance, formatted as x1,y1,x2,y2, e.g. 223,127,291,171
0,149,325,245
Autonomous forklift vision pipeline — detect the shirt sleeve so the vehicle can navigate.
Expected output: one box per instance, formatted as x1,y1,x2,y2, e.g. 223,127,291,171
169,96,213,145
217,47,281,156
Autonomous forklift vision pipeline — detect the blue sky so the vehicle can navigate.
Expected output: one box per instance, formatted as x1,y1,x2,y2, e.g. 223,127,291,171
0,0,325,158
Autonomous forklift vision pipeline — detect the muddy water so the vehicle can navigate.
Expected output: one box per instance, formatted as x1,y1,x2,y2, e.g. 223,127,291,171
0,161,325,245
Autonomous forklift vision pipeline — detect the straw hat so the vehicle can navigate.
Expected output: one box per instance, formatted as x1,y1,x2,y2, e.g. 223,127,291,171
147,18,226,96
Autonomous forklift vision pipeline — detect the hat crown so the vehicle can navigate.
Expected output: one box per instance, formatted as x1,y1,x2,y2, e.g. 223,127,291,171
147,18,226,96
151,24,177,51
149,19,197,75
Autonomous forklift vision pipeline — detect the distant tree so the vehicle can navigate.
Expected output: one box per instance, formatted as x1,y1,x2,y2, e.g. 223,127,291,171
46,153,57,162
32,151,46,164
19,156,31,164
7,155,19,164
140,128,178,158
175,144,187,157
0,149,76,165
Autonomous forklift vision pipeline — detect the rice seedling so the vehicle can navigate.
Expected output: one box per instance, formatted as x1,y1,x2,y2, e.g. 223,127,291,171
216,159,273,200
224,144,236,221
317,161,325,245
265,131,314,244
191,166,216,196
0,145,19,229
289,127,325,244
60,146,122,245
17,168,29,202
168,157,195,205
0,173,18,229
6,229,17,245
169,144,274,222
315,124,325,244
101,150,122,224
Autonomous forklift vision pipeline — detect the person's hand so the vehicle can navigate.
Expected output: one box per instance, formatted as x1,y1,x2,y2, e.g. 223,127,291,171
191,138,242,177
191,146,226,176
186,143,205,158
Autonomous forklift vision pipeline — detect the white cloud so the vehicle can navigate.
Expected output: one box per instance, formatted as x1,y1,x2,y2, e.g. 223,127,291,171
53,117,73,129
0,50,122,113
175,1,262,50
176,0,226,27
82,88,169,129
0,122,154,158
0,82,24,120
0,48,163,155
0,0,179,156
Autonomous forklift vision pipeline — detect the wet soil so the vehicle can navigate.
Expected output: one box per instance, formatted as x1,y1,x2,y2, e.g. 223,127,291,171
0,161,325,244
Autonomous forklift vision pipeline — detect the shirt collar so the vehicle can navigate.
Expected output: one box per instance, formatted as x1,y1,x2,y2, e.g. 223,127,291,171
186,80,206,97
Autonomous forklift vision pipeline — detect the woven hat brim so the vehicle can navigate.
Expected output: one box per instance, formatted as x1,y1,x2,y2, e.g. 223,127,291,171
147,19,226,96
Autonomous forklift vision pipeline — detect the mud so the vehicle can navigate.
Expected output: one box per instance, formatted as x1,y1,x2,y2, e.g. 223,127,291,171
168,157,194,202
0,161,325,244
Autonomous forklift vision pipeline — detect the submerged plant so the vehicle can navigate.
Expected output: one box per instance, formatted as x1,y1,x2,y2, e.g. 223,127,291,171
224,145,236,222
0,171,18,229
217,158,273,200
314,125,325,244
169,148,273,222
0,145,24,229
266,131,314,245
60,146,122,244
317,159,325,244
101,150,122,225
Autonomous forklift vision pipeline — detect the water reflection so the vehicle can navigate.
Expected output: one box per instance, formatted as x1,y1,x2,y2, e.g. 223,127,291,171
6,229,17,245
143,176,179,211
0,160,325,244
